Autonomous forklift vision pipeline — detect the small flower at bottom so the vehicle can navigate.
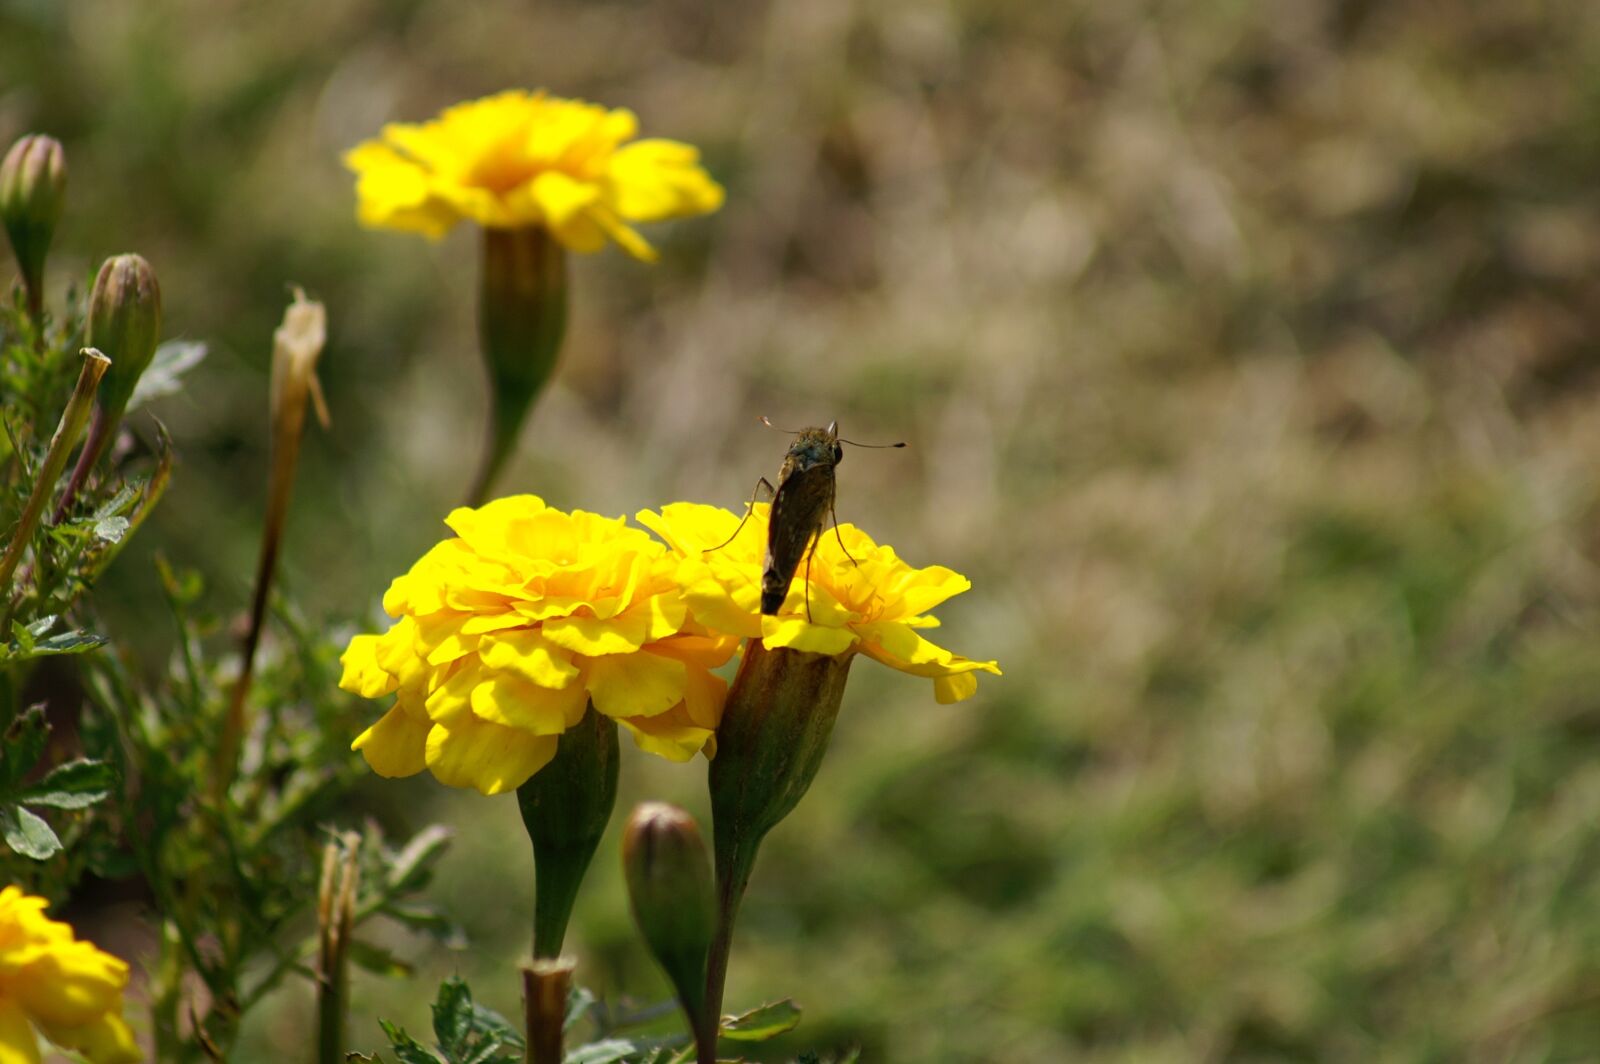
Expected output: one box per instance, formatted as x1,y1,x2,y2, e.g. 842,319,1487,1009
0,886,140,1063
637,502,1001,701
341,495,737,796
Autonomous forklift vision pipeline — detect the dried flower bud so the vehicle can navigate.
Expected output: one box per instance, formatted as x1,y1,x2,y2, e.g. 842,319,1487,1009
88,253,163,421
0,134,67,315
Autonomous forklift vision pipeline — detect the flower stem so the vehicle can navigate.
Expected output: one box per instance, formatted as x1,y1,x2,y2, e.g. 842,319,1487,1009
522,958,572,1064
0,349,107,618
701,825,763,1048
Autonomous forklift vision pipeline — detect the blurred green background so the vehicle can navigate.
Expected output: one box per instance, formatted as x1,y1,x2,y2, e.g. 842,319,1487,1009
5,0,1600,1060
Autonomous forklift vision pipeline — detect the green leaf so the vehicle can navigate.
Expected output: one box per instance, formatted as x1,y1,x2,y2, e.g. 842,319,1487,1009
387,824,454,893
347,939,414,978
18,758,114,808
720,999,802,1042
92,516,130,544
0,705,49,790
28,630,108,657
378,1020,444,1064
432,976,522,1063
128,340,207,410
564,986,597,1032
562,1041,643,1064
1,804,61,859
381,902,467,948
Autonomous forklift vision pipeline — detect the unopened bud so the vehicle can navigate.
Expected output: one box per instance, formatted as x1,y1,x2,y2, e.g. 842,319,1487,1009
88,253,163,421
0,134,67,315
623,803,715,1031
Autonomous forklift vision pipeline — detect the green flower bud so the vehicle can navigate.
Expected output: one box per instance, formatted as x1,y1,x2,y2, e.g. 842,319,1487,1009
516,702,618,958
471,225,567,504
623,802,716,1027
0,133,67,318
703,641,856,1029
88,253,163,421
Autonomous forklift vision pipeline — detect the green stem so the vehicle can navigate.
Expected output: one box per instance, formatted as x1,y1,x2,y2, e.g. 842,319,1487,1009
702,821,763,1043
0,349,107,623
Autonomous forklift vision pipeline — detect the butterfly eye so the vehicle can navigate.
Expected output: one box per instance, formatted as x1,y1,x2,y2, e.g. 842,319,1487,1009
832,444,844,463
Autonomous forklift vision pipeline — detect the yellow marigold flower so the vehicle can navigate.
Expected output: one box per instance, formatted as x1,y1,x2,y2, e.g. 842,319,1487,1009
0,887,140,1064
344,89,724,261
637,503,1001,703
341,496,738,796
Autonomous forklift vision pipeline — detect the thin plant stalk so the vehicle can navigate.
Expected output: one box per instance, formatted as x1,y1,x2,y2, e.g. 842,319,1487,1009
522,958,573,1064
0,348,108,620
315,834,360,1064
213,291,327,801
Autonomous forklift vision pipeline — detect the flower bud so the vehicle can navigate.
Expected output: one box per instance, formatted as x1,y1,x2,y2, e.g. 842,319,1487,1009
472,225,567,503
88,253,163,421
0,134,66,317
516,702,619,958
709,642,854,849
623,803,715,1018
703,641,855,1029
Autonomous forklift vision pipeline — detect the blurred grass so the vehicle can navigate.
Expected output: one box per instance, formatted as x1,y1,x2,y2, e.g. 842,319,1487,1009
6,0,1600,1059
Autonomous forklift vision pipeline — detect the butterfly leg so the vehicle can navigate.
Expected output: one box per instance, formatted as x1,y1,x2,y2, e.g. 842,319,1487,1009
831,502,860,567
803,533,817,622
706,477,776,553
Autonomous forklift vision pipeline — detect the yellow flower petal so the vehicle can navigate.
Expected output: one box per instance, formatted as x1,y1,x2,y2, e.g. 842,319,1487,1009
0,1001,40,1064
469,671,585,734
352,704,430,778
14,943,126,1029
761,615,860,656
338,634,397,698
424,716,558,796
587,651,688,718
346,91,720,255
478,629,580,688
617,705,713,762
45,1012,140,1064
608,139,726,222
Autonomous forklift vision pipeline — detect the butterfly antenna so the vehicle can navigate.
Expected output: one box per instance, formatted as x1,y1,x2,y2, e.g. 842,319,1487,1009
759,416,804,435
838,437,907,449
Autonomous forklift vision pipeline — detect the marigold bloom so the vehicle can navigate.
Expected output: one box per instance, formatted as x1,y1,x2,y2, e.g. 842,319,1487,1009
341,496,737,795
0,887,140,1063
344,90,723,261
637,503,1001,703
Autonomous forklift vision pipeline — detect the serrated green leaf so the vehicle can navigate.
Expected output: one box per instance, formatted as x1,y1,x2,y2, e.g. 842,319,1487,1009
378,1020,444,1064
562,1040,642,1064
93,516,130,543
564,986,597,1032
431,976,475,1051
382,902,467,948
91,485,138,521
720,999,801,1042
1,805,61,859
348,939,413,978
1,706,49,790
128,340,207,410
28,630,107,657
18,758,114,808
387,824,454,893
